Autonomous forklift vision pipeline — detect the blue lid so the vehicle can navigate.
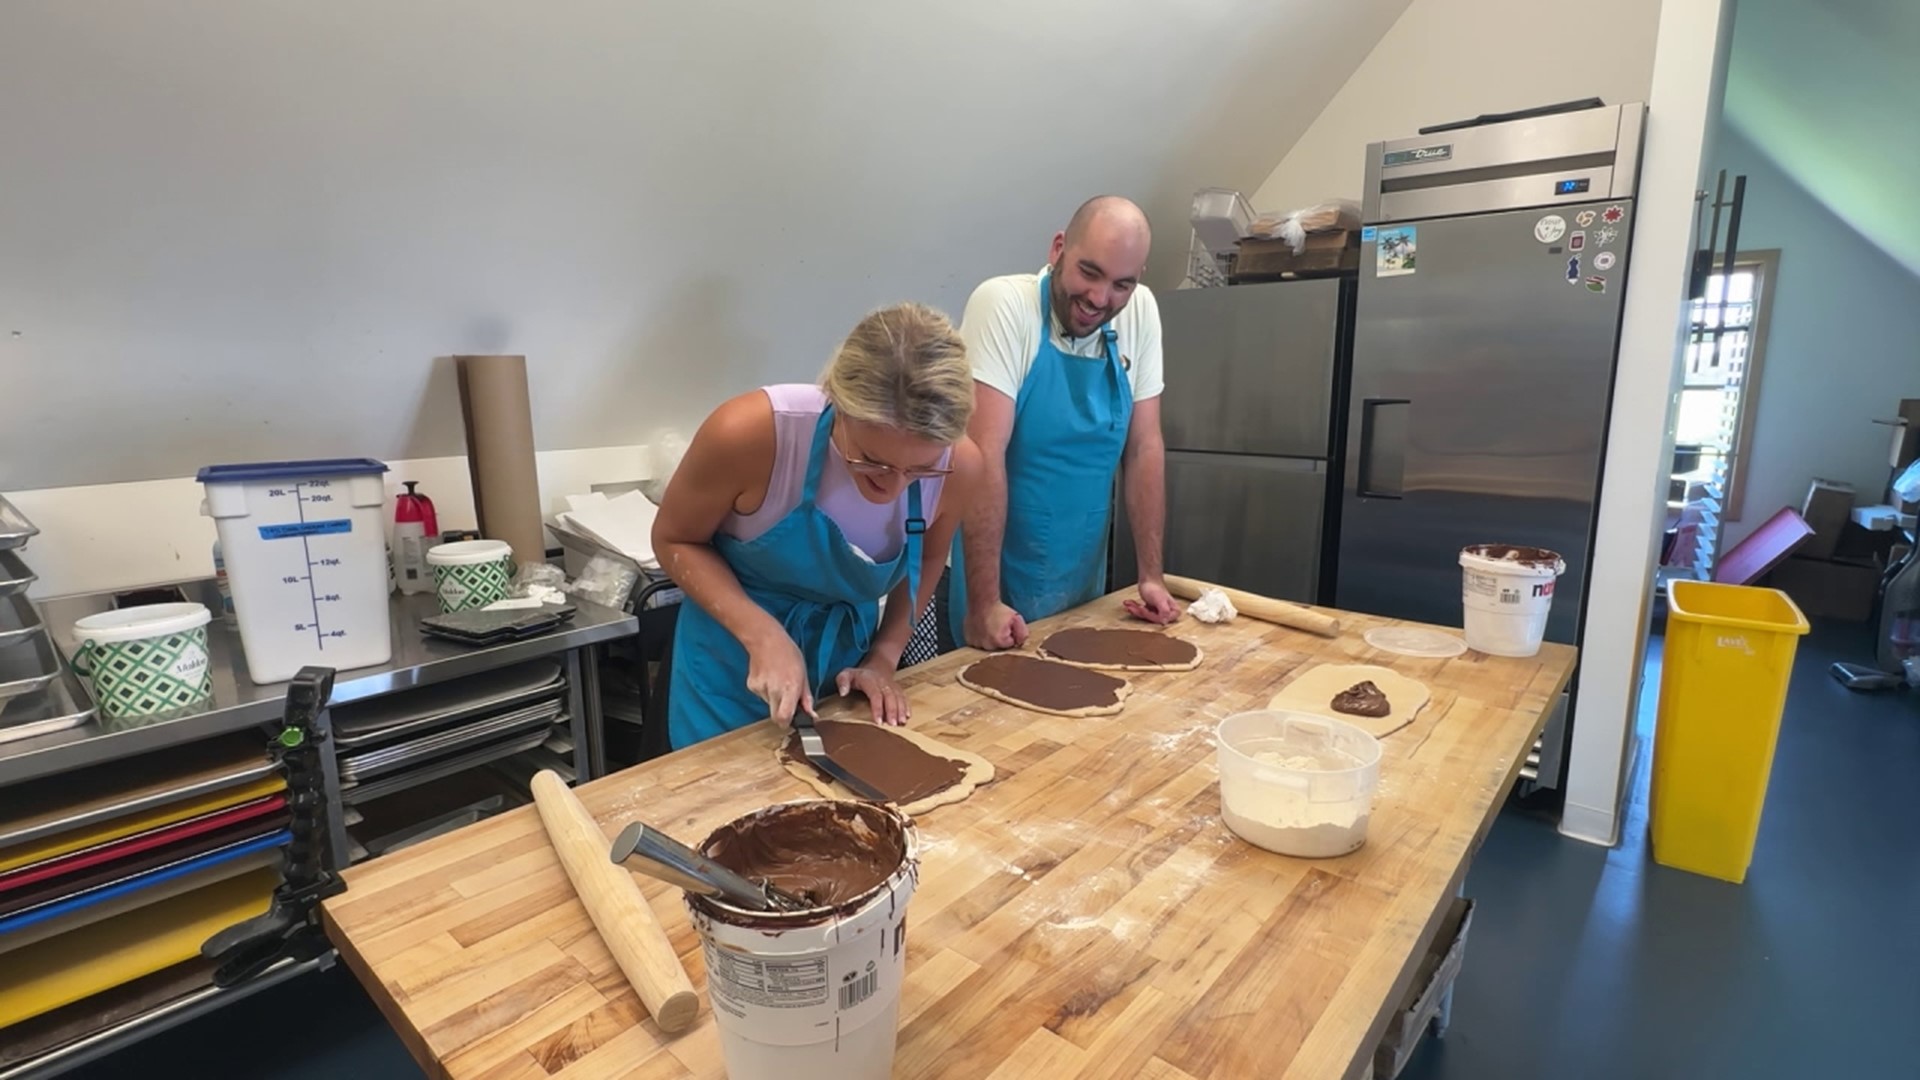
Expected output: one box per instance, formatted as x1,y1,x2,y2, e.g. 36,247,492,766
196,458,390,483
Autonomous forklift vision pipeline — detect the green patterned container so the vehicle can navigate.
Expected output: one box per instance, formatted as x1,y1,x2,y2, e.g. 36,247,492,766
427,539,515,612
71,603,215,718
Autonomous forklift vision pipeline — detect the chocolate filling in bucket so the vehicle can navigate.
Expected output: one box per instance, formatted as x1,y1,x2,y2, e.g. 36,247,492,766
692,801,912,922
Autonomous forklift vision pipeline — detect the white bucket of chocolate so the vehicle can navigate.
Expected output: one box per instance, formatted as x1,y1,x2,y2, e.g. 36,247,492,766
1458,544,1566,658
687,800,918,1080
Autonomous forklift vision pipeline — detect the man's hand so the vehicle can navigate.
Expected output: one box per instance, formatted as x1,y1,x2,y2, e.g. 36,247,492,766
965,601,1029,651
1123,577,1181,625
745,631,815,726
836,662,909,726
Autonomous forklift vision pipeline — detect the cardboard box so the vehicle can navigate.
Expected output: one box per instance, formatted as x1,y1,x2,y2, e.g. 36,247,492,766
1800,479,1856,559
1231,230,1360,280
1768,555,1880,622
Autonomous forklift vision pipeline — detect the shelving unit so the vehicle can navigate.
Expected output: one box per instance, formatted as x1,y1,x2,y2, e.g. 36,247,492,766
0,551,637,1078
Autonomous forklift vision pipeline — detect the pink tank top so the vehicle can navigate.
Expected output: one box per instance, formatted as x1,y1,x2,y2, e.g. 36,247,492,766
721,385,948,562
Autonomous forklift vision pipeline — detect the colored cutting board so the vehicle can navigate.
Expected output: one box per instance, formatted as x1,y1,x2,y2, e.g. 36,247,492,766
0,738,273,851
0,776,284,874
0,823,289,920
0,852,278,957
0,867,278,1027
0,795,287,894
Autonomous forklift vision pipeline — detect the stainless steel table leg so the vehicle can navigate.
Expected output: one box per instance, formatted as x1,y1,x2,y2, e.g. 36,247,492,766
580,646,606,779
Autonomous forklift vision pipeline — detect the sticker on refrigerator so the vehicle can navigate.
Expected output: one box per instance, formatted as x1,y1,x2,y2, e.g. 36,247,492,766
1594,251,1617,271
1592,225,1620,247
1565,256,1581,284
1602,204,1625,224
1585,275,1607,293
1361,226,1378,242
1569,231,1586,252
1575,210,1597,228
1533,215,1567,244
1376,226,1417,277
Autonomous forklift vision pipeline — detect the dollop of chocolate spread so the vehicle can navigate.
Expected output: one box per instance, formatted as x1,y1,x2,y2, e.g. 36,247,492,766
699,801,906,910
1040,627,1199,668
962,653,1127,711
1330,680,1392,718
778,719,967,805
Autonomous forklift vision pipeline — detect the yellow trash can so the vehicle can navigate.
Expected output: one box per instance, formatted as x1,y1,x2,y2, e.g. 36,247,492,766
1651,580,1809,883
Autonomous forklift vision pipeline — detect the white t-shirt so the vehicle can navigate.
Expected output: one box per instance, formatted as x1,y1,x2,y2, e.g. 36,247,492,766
959,268,1165,403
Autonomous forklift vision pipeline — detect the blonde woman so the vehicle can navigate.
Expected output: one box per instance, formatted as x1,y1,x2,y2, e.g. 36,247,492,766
653,303,981,749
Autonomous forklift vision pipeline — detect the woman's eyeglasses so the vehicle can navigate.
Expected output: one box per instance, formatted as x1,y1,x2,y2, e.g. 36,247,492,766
831,435,953,480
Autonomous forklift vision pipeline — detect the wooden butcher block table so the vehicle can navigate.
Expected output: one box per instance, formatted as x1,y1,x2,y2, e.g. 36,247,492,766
321,593,1575,1079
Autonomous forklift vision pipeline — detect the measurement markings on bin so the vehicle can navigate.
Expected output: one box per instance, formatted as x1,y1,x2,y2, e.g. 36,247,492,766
257,481,355,651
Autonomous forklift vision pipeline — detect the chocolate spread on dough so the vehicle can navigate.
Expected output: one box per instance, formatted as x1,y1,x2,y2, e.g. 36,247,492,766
778,719,967,805
961,653,1127,711
1330,680,1392,718
697,801,907,911
1039,627,1199,668
1462,544,1564,571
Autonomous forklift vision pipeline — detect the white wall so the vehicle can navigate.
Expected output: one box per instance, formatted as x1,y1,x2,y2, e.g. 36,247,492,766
1560,0,1739,847
1251,0,1664,213
1716,124,1920,548
0,0,1406,492
9,446,648,599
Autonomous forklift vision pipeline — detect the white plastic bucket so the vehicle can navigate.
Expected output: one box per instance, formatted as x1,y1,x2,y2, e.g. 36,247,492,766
1459,544,1566,657
426,539,515,613
688,802,918,1080
198,459,393,684
71,603,214,717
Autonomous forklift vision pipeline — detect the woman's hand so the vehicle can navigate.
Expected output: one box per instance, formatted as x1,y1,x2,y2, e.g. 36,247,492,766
836,660,910,726
746,632,815,726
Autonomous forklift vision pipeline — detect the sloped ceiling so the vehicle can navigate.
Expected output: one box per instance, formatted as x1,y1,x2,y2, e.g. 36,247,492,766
0,1,1406,488
1723,0,1920,277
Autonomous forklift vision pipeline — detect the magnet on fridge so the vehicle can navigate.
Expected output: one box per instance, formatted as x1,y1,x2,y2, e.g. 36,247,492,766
1593,226,1620,247
1361,226,1378,242
1566,255,1581,283
1594,251,1617,271
1534,215,1568,243
1569,232,1586,251
1585,275,1607,293
1575,210,1597,228
1602,204,1625,224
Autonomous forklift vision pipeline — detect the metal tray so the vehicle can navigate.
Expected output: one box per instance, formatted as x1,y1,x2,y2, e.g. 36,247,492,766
0,626,62,700
0,551,34,598
336,702,563,782
0,495,36,551
342,728,554,806
0,593,44,649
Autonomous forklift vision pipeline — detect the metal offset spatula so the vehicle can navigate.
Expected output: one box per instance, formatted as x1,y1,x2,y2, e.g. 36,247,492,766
790,711,890,802
609,821,811,912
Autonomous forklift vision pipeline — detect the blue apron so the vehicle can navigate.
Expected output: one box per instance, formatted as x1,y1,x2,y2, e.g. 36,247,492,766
949,275,1132,638
667,406,925,749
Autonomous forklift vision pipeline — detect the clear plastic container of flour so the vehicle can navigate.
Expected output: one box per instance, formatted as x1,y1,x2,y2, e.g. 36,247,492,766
1216,709,1382,858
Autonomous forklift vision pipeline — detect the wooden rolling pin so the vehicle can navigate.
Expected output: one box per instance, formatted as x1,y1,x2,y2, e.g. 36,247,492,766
1164,575,1342,638
530,770,699,1033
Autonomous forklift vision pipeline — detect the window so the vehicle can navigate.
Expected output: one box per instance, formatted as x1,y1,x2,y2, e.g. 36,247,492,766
1672,251,1778,576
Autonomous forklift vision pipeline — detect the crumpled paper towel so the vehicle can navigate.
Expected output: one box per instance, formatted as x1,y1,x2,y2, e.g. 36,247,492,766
1186,587,1237,624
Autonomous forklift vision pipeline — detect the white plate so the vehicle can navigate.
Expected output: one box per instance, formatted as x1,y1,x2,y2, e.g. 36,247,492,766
1364,627,1467,658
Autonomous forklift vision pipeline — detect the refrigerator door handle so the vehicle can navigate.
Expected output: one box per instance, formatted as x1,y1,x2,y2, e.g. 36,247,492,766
1356,398,1410,499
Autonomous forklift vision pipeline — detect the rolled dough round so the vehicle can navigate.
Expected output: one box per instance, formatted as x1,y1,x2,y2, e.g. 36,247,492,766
778,721,995,815
1266,663,1430,738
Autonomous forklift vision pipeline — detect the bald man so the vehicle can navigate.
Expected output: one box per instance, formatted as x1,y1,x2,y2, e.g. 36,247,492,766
942,195,1177,653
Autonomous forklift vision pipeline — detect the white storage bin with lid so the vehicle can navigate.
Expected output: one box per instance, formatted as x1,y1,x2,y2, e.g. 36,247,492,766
198,459,393,684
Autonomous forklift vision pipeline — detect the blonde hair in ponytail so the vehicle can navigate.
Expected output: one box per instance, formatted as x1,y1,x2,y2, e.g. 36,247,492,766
819,302,974,444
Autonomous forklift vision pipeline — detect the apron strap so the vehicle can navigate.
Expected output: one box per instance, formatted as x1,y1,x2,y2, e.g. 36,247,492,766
800,404,836,502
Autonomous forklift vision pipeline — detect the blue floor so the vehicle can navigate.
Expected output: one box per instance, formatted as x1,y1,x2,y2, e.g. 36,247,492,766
62,621,1920,1079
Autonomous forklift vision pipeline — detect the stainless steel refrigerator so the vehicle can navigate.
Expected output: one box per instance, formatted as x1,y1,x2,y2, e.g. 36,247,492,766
1336,103,1646,651
1112,277,1352,604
